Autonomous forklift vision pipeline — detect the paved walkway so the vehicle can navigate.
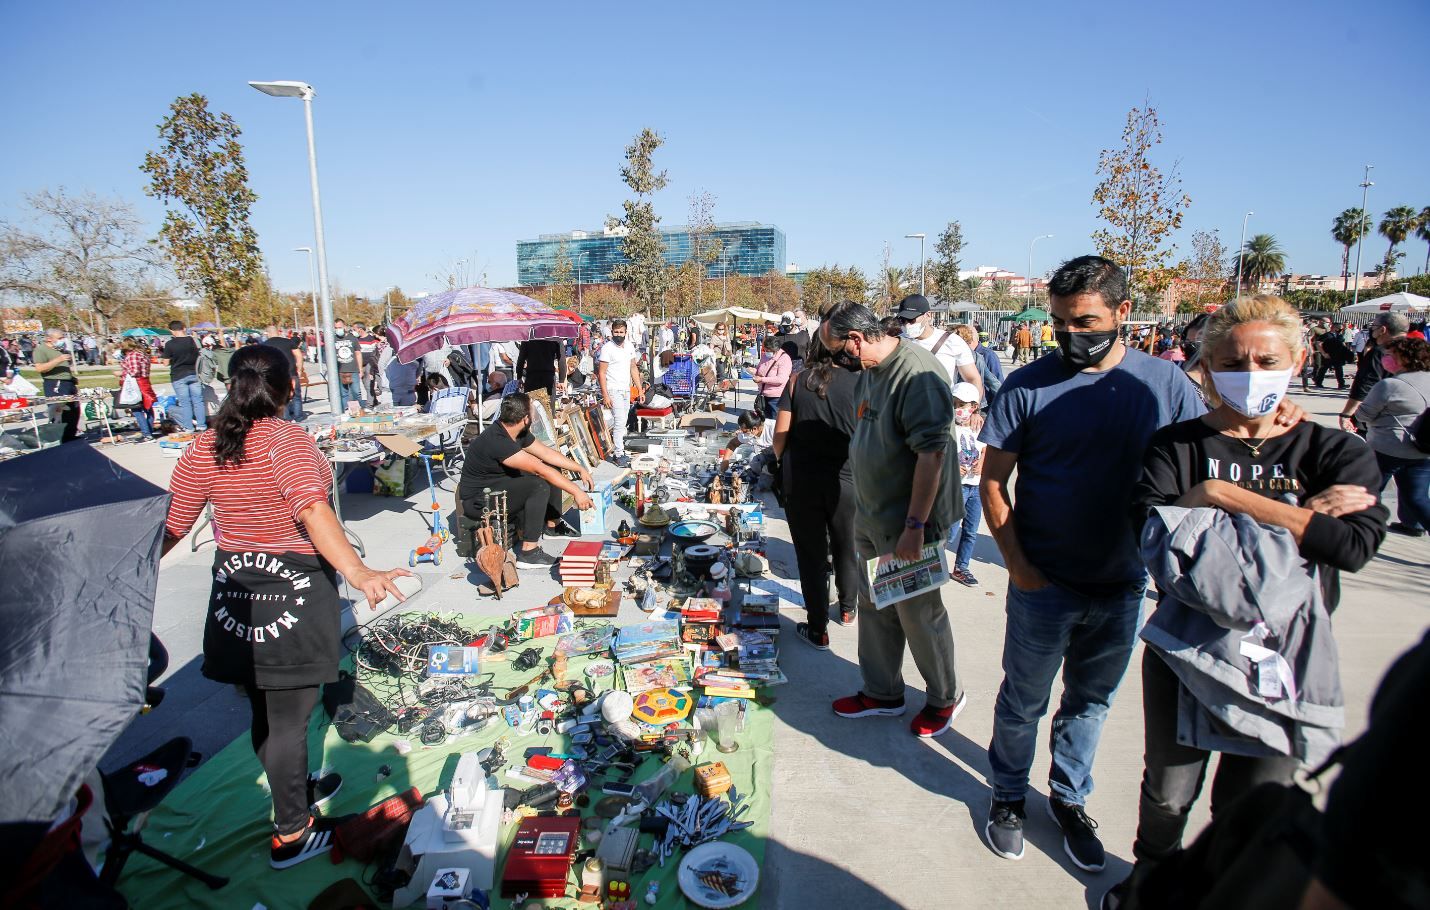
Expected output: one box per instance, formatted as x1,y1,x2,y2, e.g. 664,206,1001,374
97,361,1428,910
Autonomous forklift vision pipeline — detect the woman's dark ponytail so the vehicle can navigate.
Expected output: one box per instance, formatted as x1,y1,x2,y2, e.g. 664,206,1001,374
212,345,292,467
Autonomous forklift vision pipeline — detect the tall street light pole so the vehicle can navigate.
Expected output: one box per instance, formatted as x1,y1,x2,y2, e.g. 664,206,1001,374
250,80,341,413
905,233,926,296
1028,234,1053,307
1351,165,1374,308
1235,211,1254,302
383,285,396,326
295,247,323,374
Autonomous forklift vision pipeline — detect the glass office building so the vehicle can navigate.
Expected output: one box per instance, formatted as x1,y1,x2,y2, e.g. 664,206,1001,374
516,222,786,287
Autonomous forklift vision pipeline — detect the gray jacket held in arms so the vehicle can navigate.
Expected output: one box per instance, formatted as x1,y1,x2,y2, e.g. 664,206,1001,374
1139,505,1343,766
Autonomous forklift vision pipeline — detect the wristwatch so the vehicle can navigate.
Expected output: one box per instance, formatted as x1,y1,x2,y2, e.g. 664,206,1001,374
904,517,927,530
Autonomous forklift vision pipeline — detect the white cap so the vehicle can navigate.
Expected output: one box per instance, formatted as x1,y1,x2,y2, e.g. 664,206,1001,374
952,381,979,404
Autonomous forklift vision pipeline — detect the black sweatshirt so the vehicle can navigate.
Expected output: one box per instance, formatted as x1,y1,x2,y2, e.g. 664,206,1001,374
1131,419,1388,609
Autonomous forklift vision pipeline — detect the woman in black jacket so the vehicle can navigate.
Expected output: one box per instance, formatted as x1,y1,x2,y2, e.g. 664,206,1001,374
771,336,861,648
1107,295,1389,909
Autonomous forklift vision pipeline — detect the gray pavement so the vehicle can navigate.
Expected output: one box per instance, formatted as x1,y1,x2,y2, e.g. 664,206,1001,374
95,362,1428,910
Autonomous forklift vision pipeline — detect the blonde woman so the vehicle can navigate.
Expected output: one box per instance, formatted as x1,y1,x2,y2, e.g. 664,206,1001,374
1108,296,1389,908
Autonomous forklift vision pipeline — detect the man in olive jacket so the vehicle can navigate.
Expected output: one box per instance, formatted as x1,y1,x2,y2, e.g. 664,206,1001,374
819,301,967,739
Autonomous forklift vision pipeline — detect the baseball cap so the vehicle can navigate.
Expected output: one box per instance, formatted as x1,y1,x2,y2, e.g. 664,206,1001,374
952,381,979,404
779,312,794,327
894,294,930,321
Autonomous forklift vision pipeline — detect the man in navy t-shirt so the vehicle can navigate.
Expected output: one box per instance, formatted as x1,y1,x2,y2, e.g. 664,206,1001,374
976,255,1205,871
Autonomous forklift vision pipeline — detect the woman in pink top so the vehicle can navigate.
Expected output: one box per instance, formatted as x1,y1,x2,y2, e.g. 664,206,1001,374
753,335,791,419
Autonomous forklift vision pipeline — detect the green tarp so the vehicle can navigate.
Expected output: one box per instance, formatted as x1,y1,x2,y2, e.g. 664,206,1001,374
114,621,774,910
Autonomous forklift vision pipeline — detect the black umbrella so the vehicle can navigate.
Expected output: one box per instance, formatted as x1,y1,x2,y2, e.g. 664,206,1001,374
0,444,167,823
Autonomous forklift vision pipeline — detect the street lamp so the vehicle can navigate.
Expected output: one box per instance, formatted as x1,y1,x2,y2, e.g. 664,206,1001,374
383,285,397,326
1234,211,1253,302
1028,234,1053,307
1351,165,1374,308
295,247,323,374
249,79,340,413
905,233,926,296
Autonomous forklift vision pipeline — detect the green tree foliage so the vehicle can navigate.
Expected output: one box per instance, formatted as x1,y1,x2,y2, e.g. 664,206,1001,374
1417,206,1430,274
800,265,868,314
1282,273,1430,312
1177,229,1230,313
1331,208,1372,290
550,241,575,311
687,191,721,312
1379,205,1418,277
1091,103,1191,301
1233,234,1286,289
928,221,966,299
606,128,673,311
140,94,261,337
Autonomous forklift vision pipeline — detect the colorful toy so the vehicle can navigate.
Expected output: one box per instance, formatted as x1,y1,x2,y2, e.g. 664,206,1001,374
409,452,449,567
631,688,693,726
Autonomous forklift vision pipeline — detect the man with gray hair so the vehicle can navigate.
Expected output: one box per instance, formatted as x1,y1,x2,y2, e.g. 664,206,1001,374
1341,311,1408,432
819,301,968,738
32,328,80,442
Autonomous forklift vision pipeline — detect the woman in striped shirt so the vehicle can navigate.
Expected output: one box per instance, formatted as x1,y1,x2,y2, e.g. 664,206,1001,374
162,344,411,869
116,338,157,440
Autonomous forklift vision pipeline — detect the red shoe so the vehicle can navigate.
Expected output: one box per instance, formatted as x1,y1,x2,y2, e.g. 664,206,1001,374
832,692,906,718
911,692,968,738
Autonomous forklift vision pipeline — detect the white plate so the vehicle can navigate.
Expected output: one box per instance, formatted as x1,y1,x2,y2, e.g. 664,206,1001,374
677,841,759,908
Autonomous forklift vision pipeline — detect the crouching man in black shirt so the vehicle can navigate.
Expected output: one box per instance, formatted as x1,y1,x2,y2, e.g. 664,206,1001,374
456,393,592,569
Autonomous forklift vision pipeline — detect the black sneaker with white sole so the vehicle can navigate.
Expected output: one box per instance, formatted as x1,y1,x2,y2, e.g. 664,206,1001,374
1047,797,1106,871
307,771,342,811
269,815,338,869
985,799,1026,860
515,548,558,569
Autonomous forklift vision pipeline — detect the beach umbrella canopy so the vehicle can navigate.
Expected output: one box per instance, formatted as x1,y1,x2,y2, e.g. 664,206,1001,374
691,306,782,327
1003,307,1050,323
0,444,166,823
385,286,580,363
1340,291,1430,313
947,300,983,313
119,327,170,338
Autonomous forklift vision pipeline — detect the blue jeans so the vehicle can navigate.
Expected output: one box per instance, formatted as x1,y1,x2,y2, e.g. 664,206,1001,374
1376,450,1430,531
132,407,154,438
171,374,207,431
946,482,983,570
989,582,1144,805
339,373,364,412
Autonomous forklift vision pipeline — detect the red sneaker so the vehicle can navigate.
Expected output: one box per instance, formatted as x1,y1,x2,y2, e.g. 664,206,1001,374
832,692,906,718
911,692,969,738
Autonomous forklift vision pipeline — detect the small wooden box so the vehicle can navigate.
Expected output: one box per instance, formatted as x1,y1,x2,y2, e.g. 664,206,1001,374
694,761,732,798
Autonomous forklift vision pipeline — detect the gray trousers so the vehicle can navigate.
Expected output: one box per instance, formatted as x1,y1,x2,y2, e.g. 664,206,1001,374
854,523,963,709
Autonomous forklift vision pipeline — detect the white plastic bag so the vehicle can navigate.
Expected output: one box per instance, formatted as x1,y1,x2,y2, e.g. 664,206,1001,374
4,374,39,397
118,375,142,407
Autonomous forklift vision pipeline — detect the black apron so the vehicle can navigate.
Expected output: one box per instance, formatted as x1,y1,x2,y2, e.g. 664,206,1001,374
203,549,342,689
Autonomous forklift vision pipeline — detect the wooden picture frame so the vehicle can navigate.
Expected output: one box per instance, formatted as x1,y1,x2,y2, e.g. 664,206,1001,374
529,399,556,447
585,405,611,456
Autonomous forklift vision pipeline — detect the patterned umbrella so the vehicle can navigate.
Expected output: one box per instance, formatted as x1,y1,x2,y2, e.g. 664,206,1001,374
385,286,580,363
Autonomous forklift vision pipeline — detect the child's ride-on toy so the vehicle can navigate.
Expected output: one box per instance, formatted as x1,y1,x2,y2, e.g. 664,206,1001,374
409,452,450,567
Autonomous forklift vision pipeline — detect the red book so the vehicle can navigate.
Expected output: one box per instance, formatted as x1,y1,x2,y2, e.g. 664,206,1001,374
561,541,603,563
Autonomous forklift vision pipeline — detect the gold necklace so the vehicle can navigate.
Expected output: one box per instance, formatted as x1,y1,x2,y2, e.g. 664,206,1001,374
1227,434,1265,458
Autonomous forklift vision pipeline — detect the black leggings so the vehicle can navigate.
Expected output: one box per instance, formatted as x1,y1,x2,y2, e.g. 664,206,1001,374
244,685,321,835
784,471,860,635
464,473,563,545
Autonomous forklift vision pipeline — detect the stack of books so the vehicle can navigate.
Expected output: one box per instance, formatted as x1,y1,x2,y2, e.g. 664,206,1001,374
559,540,603,588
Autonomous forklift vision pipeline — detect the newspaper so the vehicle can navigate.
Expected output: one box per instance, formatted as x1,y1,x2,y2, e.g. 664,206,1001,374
865,544,951,609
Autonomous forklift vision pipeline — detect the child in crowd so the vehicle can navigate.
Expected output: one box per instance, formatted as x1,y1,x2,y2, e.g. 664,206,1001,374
947,381,986,586
731,409,777,488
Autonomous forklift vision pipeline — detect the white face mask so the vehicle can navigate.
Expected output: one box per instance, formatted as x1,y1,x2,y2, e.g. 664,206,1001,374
1209,368,1293,418
954,406,975,426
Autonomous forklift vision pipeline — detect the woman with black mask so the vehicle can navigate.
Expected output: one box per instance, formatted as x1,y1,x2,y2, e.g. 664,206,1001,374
162,345,411,869
771,334,862,647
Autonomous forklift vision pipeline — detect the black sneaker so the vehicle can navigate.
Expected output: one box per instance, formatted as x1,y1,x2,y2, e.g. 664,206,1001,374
1100,877,1130,910
1047,797,1106,872
830,605,856,626
516,548,558,569
269,815,338,869
985,799,1025,860
794,622,829,650
307,771,342,811
546,519,581,538
953,567,980,587
1388,521,1426,537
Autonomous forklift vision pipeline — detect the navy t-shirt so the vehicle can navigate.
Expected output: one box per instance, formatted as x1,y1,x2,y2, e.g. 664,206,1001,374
979,347,1206,596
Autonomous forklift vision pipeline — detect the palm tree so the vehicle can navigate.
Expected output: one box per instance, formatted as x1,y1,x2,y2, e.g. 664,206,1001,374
1233,234,1286,290
1331,208,1372,290
1417,205,1430,274
1379,205,1418,268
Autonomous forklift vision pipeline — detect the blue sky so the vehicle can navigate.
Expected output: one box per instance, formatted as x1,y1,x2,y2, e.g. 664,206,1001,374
3,0,1427,299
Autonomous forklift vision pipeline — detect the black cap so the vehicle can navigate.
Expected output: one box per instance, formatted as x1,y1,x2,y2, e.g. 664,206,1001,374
894,294,930,320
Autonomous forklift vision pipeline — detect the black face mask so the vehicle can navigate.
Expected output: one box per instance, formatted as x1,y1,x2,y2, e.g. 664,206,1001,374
1054,329,1118,370
832,350,862,371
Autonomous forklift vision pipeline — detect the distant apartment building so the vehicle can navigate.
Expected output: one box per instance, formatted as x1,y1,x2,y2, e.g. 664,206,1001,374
516,222,786,287
958,265,1046,298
